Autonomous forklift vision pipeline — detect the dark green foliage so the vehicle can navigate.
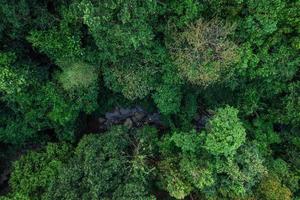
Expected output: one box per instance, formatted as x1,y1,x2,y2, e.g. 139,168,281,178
162,0,202,29
8,143,72,200
0,0,300,199
48,127,129,199
27,2,84,63
0,0,30,41
28,29,82,62
3,126,158,199
280,82,300,126
153,84,182,115
153,56,183,115
176,90,199,130
78,0,157,61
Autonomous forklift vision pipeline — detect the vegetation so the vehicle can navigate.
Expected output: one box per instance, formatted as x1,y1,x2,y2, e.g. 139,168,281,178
0,0,299,199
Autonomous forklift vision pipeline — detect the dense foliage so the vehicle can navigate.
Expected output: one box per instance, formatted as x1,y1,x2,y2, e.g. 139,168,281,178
0,0,299,199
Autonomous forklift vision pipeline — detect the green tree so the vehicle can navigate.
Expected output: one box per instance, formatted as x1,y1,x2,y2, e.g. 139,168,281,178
8,143,71,200
162,0,201,29
257,175,292,200
152,54,183,115
158,130,212,199
203,106,246,156
0,52,30,96
3,126,158,199
78,0,157,61
103,62,157,100
169,19,240,87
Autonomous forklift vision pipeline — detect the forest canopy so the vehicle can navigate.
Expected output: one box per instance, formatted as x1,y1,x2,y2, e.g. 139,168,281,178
0,0,299,199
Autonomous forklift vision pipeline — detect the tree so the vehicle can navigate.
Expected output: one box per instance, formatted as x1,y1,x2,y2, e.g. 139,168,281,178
203,106,246,156
7,143,71,200
27,2,84,63
280,82,300,127
162,0,201,29
158,109,264,199
158,130,213,199
77,0,157,61
169,19,240,87
257,175,292,200
152,57,183,115
57,62,97,92
0,52,29,96
103,63,157,100
0,0,299,199
3,126,158,199
213,143,267,199
46,126,157,199
27,28,83,63
0,52,45,144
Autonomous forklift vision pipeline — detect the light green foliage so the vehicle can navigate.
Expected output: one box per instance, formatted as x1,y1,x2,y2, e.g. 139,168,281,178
132,126,159,160
238,0,285,44
56,61,99,114
159,159,193,199
0,52,28,95
203,106,246,156
103,64,157,100
270,159,300,193
0,66,26,94
57,62,98,92
159,124,264,199
158,133,192,199
215,144,267,198
229,0,300,115
111,126,158,199
77,0,163,101
0,193,30,200
169,19,240,87
169,130,201,153
179,156,215,191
